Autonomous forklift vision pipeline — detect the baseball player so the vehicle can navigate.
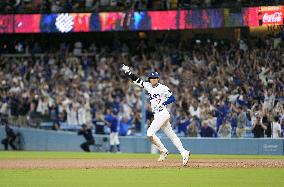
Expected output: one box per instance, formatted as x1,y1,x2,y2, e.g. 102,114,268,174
104,109,120,152
121,64,190,166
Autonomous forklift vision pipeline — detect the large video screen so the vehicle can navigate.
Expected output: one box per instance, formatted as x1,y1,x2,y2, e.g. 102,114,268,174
0,6,283,33
15,14,41,33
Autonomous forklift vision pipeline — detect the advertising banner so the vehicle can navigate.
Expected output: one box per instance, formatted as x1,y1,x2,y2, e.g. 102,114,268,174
258,6,284,25
0,6,283,34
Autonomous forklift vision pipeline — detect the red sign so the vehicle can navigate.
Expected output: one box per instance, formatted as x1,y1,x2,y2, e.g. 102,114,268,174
263,12,282,24
259,6,284,25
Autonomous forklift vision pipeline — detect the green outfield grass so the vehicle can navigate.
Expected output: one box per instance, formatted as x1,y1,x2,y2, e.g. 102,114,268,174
0,168,283,187
0,151,283,187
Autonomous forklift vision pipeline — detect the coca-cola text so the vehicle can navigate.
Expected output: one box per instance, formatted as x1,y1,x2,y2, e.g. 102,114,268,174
262,12,283,24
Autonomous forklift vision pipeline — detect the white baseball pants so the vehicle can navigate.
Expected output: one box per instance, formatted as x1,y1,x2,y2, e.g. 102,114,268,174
110,132,120,145
147,110,186,154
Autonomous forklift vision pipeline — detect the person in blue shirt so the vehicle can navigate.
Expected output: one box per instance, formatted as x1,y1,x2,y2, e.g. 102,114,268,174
176,111,190,136
104,108,120,152
215,99,230,132
119,115,133,136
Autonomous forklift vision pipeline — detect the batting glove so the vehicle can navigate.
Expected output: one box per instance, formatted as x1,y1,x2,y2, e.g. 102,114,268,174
121,64,131,74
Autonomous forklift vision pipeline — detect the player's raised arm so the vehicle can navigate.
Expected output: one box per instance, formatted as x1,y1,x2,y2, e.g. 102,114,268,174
121,64,144,88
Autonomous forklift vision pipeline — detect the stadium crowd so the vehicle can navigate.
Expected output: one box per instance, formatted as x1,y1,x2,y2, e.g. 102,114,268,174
0,0,283,13
0,34,283,138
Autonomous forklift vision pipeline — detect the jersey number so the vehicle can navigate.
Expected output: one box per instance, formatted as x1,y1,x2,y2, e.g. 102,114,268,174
156,99,161,104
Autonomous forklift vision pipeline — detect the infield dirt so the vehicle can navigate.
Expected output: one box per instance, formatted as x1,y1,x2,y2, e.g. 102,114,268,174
0,158,283,169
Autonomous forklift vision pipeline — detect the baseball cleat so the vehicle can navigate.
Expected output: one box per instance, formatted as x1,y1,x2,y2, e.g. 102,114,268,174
182,150,191,166
158,151,169,162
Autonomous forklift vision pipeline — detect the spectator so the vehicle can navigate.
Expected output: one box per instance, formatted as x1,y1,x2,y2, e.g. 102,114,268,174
9,93,20,126
36,96,49,116
28,99,41,128
73,41,83,56
176,111,190,136
133,112,141,132
214,99,229,132
263,88,276,111
187,121,198,137
218,121,232,138
0,35,283,139
250,104,262,127
66,103,78,126
0,96,9,118
85,0,98,11
252,114,267,138
200,121,217,137
18,96,30,127
262,109,272,138
78,100,89,126
188,100,200,120
118,114,132,136
272,116,281,138
95,111,105,134
236,106,246,138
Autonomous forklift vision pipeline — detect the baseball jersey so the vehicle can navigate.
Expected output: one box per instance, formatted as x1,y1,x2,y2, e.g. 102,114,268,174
143,82,172,114
104,114,118,133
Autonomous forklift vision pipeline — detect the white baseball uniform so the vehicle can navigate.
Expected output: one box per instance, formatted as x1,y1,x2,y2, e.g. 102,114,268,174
121,65,190,164
143,82,187,155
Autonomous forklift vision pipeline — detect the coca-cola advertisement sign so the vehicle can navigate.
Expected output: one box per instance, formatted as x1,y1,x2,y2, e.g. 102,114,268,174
262,12,282,24
259,6,284,25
